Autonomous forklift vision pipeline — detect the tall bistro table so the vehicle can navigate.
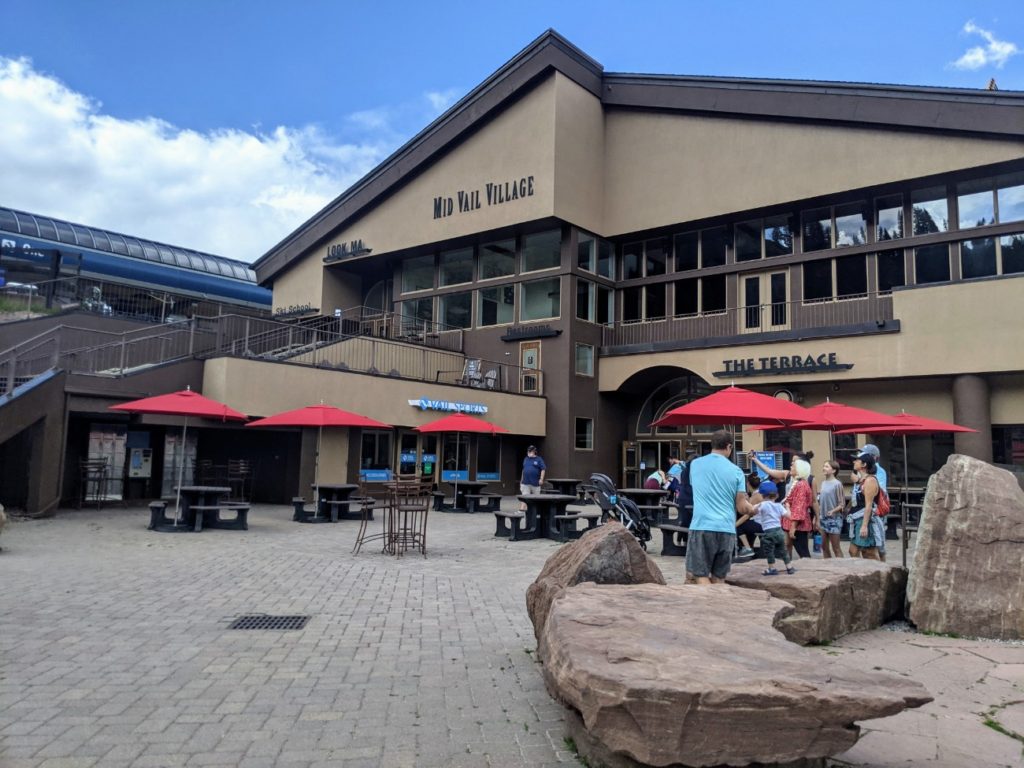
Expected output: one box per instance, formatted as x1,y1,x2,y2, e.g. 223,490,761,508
309,483,360,522
174,486,231,532
516,493,578,540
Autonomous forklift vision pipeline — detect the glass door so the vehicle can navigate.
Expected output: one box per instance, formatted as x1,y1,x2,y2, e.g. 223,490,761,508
520,340,541,394
420,435,438,484
740,270,789,333
398,431,419,477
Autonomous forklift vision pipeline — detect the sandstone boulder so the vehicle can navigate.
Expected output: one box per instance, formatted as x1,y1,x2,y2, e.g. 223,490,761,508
526,521,664,643
726,558,906,645
908,454,1024,640
541,583,931,768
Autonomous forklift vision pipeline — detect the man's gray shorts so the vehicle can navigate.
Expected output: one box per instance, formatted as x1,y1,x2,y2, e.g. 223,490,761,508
685,530,736,580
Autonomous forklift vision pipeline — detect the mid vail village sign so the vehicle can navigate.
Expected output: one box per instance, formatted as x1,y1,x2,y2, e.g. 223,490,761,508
433,175,535,219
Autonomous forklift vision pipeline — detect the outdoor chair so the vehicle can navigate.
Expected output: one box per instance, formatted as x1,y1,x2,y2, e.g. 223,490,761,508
352,483,392,555
77,458,109,510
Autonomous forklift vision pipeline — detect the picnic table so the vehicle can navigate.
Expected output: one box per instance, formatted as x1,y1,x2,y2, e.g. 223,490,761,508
169,486,248,532
546,478,581,497
300,483,359,523
617,487,670,525
436,480,489,512
505,493,579,541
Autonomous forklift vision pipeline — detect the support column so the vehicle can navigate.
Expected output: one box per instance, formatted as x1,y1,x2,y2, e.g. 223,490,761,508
952,374,992,462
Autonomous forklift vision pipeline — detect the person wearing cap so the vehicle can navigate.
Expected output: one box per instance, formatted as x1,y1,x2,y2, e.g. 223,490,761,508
736,480,794,575
519,445,546,511
855,444,888,561
848,452,882,559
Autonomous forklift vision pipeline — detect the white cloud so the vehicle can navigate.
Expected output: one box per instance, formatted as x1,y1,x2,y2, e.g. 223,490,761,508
0,56,394,262
951,21,1019,71
425,88,460,114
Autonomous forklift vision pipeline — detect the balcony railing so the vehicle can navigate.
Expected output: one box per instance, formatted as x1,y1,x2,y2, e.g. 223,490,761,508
602,293,894,350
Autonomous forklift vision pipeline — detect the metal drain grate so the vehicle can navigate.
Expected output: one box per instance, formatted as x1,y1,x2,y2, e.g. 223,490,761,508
229,614,310,631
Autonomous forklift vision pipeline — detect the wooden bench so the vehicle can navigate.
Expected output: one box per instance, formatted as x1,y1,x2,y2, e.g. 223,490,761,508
190,504,249,531
659,524,689,557
464,493,502,513
494,510,534,541
551,508,602,542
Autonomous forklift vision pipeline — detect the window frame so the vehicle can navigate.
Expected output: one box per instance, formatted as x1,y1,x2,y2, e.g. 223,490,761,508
478,238,516,282
519,276,561,322
401,254,435,294
801,254,868,303
574,417,594,451
574,343,595,377
520,229,561,274
477,284,516,328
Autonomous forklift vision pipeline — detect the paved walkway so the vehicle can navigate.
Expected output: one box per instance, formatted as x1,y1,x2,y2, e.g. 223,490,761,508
1,502,1022,767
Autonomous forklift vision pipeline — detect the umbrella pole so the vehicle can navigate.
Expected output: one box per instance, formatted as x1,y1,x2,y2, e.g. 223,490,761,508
454,432,460,508
173,417,189,525
313,424,323,519
903,433,910,510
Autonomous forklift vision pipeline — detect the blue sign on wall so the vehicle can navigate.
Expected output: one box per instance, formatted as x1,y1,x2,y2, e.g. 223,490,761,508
400,452,417,463
477,472,500,481
408,397,488,414
421,454,437,462
359,469,393,482
441,470,469,482
753,451,776,480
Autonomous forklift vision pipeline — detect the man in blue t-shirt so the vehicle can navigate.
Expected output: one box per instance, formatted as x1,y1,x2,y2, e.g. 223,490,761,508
686,430,753,584
519,445,546,511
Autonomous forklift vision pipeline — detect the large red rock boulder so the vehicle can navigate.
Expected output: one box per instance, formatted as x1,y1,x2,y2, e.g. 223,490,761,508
526,521,664,643
726,558,906,645
540,583,932,768
908,454,1024,640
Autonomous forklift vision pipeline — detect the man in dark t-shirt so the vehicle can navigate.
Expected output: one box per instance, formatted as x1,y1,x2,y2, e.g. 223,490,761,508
519,445,546,511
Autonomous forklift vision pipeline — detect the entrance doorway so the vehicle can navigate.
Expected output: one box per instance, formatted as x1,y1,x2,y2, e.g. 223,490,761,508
740,270,789,333
396,430,439,484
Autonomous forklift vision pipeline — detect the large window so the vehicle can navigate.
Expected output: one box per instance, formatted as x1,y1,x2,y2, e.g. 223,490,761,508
645,284,666,319
520,277,560,321
476,436,500,481
575,418,594,451
961,234,1024,278
439,291,472,329
575,343,595,376
914,243,950,284
876,250,906,293
803,254,867,301
622,286,642,322
361,430,392,474
521,230,560,272
597,239,615,278
400,297,433,331
957,180,996,230
876,195,904,241
735,215,793,261
621,242,642,280
802,204,866,251
912,187,949,235
998,174,1024,223
673,275,726,316
645,238,668,276
442,434,468,481
674,227,727,271
402,254,434,293
478,285,515,326
479,239,515,279
578,233,596,272
439,247,473,286
579,280,614,324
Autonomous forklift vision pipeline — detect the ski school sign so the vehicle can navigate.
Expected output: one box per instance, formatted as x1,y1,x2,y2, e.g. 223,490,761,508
408,397,489,414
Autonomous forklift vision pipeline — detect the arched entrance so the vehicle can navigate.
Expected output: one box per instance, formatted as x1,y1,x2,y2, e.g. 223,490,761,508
616,366,743,487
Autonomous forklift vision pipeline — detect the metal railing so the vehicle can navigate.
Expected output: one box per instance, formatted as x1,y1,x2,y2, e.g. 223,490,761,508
602,292,895,349
1,309,541,397
333,305,465,353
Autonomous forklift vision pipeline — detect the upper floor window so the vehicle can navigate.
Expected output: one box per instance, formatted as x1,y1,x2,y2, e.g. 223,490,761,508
478,285,515,327
439,247,473,286
911,187,949,235
577,232,615,278
674,227,727,272
961,235,1024,279
998,174,1024,223
402,254,434,293
735,215,794,261
674,274,726,316
575,343,595,377
958,173,1024,230
876,250,906,294
521,230,560,272
577,279,614,324
802,203,867,252
479,239,515,279
520,277,560,321
803,254,867,302
438,291,472,329
876,195,904,241
914,243,950,284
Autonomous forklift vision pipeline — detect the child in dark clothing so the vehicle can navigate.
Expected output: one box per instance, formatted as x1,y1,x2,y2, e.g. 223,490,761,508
737,481,795,575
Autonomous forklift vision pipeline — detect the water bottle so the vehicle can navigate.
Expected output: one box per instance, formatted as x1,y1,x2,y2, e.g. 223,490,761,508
813,532,823,553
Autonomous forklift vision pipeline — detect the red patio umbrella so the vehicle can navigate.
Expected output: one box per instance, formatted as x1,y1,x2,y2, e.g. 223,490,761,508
110,387,247,525
779,398,908,462
651,385,811,428
246,403,391,510
835,411,978,507
414,413,509,502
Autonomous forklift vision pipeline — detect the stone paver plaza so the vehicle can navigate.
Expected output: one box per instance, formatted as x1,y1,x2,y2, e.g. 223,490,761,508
2,503,1023,767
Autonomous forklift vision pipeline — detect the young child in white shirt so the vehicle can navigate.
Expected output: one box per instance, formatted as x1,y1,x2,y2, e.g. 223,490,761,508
737,481,795,576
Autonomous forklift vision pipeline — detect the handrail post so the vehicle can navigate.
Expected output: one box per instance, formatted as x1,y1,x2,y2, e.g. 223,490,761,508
188,318,195,356
119,335,127,375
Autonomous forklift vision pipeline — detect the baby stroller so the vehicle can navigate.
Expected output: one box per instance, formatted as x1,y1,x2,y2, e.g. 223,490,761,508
586,473,652,550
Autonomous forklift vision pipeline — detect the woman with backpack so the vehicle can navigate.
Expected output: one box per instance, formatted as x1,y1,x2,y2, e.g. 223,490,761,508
848,452,883,560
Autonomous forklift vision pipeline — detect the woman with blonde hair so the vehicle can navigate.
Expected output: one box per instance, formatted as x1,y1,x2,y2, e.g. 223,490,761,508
782,457,817,559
